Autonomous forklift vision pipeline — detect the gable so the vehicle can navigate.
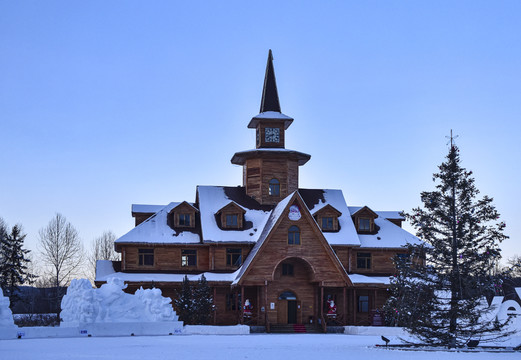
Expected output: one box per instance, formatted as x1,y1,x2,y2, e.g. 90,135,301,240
235,192,351,287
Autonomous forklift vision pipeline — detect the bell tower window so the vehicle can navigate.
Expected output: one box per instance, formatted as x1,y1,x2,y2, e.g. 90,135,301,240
269,178,280,196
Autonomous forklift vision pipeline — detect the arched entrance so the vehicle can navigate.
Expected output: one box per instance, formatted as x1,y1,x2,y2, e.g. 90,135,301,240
278,291,297,324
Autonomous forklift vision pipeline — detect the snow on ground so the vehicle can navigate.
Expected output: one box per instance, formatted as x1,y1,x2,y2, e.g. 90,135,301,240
2,334,520,360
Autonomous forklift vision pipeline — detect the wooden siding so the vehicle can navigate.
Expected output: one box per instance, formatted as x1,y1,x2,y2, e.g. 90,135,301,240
350,248,408,275
244,155,299,205
240,199,347,288
122,245,210,272
256,121,285,149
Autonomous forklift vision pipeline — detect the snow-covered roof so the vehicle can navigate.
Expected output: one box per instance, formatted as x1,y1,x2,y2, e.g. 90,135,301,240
96,260,238,283
348,207,404,220
132,204,165,214
247,111,294,130
197,186,272,244
301,189,360,246
117,187,421,249
348,206,421,248
348,274,391,285
231,148,311,166
116,202,201,245
252,111,293,120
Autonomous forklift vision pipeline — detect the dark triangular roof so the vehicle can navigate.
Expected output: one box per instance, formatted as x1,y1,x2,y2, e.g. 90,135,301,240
260,49,281,113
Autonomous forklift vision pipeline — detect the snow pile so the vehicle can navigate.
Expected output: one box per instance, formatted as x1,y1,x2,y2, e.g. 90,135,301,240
61,278,179,325
0,288,15,327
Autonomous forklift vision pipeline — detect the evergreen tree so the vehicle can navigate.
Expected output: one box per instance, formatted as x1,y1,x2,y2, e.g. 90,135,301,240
0,220,35,307
174,275,194,324
385,139,512,347
192,274,214,325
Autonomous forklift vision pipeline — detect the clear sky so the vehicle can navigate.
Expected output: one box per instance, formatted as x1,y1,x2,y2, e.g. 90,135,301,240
1,1,520,266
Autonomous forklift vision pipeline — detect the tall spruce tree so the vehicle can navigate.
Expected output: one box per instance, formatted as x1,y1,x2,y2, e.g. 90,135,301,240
0,220,35,306
385,139,511,347
192,274,214,325
174,275,194,324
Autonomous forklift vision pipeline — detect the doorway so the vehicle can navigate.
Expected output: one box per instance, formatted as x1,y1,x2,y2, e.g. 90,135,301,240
287,300,297,324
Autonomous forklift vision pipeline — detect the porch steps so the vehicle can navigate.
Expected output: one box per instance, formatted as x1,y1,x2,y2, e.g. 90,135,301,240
269,324,323,334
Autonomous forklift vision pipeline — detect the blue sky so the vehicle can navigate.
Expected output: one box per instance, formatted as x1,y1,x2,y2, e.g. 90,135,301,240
1,1,520,264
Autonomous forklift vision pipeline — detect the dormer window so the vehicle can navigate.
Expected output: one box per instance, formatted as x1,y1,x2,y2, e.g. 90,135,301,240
352,206,378,234
179,213,191,227
217,202,246,230
269,178,280,196
313,204,342,232
322,217,334,230
226,214,238,227
359,218,371,232
168,201,198,229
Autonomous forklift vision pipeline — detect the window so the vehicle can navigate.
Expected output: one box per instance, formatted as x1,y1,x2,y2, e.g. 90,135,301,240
282,263,294,276
322,217,334,230
288,225,300,245
395,253,410,268
358,295,369,312
226,214,238,227
138,249,154,266
357,252,371,269
269,178,280,196
226,292,241,311
359,218,371,232
226,248,242,266
181,249,197,266
179,213,191,227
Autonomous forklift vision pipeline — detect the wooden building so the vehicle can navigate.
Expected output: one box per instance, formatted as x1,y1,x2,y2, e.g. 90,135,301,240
95,50,423,329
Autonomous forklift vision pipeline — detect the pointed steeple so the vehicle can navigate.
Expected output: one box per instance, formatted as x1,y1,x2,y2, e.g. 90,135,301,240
260,49,281,113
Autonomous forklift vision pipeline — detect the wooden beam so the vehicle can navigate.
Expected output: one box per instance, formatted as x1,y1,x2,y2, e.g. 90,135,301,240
320,286,324,320
343,287,347,326
353,289,357,325
241,286,245,325
213,287,217,325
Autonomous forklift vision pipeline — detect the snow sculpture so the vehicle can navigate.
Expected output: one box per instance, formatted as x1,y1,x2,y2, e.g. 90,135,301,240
0,289,15,327
61,278,178,325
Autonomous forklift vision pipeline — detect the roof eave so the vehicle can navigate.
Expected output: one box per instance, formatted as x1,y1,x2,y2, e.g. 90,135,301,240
247,116,293,130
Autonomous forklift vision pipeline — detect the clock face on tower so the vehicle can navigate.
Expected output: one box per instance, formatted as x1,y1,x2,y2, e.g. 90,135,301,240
265,127,280,143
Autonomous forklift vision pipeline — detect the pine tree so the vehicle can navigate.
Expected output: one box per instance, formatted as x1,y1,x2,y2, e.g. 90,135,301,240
385,139,512,347
192,274,214,325
0,220,35,307
174,275,194,324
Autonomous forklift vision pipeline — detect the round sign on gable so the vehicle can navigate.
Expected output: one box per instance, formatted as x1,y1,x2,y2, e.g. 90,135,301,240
288,204,301,221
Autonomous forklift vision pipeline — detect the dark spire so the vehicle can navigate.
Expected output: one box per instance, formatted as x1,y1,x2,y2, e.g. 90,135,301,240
260,49,281,113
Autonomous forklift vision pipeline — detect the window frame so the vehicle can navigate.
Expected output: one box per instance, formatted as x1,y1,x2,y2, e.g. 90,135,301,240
138,248,154,266
358,295,369,313
178,213,191,227
226,248,242,266
321,216,334,231
269,178,280,197
287,225,301,245
181,249,197,267
358,218,371,232
356,252,371,269
225,214,239,228
282,263,294,276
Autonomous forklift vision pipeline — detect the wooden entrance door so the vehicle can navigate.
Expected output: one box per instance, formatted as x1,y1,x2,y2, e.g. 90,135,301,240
287,300,297,324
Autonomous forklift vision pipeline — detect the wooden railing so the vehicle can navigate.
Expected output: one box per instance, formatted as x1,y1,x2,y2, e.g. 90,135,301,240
320,315,327,333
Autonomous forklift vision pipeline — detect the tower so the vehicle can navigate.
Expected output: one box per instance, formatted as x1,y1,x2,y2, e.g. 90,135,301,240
231,50,310,205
